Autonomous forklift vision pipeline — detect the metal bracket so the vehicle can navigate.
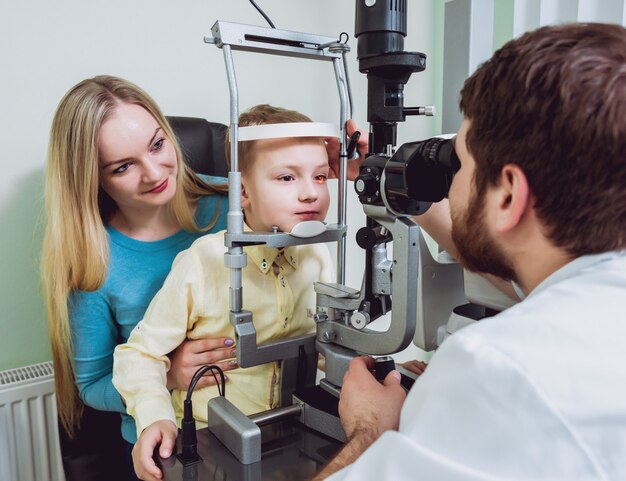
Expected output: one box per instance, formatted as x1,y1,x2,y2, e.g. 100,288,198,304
207,397,261,465
210,20,346,61
316,206,420,355
231,310,317,368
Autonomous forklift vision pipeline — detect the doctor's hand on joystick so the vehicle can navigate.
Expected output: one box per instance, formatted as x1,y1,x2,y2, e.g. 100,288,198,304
338,356,406,442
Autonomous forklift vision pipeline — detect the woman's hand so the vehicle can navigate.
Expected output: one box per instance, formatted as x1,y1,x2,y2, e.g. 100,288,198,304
166,337,238,391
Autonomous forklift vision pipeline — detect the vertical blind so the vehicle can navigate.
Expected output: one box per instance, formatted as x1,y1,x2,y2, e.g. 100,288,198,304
441,0,626,132
513,0,626,36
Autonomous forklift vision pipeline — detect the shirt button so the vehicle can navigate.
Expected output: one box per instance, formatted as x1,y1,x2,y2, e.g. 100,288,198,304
281,278,286,287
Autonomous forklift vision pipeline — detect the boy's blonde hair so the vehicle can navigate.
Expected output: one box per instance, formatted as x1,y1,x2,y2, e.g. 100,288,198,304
42,75,225,437
225,104,314,174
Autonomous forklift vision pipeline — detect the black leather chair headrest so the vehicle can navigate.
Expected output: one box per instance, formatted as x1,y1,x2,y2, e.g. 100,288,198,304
166,116,229,178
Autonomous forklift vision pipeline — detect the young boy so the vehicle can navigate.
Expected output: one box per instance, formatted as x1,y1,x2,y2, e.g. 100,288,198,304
112,104,334,479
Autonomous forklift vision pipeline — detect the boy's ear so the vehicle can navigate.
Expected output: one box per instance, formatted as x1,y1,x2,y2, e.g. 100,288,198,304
241,179,250,209
493,164,531,234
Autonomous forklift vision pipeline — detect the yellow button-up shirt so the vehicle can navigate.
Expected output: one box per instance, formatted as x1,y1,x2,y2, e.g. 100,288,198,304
113,230,334,436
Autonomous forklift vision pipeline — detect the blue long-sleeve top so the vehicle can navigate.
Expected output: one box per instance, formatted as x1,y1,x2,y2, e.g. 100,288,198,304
68,176,228,443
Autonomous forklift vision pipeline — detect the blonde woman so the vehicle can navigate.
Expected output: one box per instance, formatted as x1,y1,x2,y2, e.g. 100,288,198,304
42,76,238,479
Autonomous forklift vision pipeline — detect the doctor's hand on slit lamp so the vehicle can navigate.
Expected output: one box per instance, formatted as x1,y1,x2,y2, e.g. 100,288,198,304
326,119,367,181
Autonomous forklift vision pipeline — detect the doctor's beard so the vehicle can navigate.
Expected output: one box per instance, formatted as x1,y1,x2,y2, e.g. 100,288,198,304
451,188,517,283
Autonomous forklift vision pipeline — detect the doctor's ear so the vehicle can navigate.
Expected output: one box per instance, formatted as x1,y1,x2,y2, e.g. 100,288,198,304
493,164,531,234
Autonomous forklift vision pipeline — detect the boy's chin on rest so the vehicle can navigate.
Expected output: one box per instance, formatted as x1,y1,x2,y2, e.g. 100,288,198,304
289,220,327,238
251,217,327,234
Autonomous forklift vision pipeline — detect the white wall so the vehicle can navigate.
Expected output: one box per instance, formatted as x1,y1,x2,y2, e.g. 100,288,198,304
0,0,442,370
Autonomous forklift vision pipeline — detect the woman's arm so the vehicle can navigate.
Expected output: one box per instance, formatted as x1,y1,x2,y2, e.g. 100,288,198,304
113,245,216,436
69,290,127,413
70,288,237,409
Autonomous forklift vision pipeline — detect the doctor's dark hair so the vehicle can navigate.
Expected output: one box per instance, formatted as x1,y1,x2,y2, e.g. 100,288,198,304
460,23,626,257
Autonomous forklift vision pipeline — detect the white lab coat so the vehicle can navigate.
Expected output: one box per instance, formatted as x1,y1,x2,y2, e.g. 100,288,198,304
330,252,626,480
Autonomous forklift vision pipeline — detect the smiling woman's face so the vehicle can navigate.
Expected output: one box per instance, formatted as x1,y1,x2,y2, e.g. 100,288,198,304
98,102,178,216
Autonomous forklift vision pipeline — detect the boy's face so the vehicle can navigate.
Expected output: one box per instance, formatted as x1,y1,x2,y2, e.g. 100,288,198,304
241,137,330,233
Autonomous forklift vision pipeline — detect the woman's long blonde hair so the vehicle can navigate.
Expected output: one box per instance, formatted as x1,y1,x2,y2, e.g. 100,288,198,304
42,75,225,437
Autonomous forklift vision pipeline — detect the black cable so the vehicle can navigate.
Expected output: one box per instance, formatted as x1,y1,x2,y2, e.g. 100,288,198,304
188,368,218,397
249,0,276,28
186,364,226,401
178,364,226,466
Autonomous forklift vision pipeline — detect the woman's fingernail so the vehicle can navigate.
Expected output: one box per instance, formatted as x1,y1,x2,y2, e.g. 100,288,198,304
391,370,402,381
162,449,171,457
224,338,234,346
231,348,237,356
229,360,238,367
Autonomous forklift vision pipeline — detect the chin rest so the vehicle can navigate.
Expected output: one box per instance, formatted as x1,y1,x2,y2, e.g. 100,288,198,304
166,116,228,178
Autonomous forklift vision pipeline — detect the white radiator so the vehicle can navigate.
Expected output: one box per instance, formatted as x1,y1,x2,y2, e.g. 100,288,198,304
0,361,65,481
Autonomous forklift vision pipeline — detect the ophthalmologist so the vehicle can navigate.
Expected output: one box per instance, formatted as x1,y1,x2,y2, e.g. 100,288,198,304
313,22,626,481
